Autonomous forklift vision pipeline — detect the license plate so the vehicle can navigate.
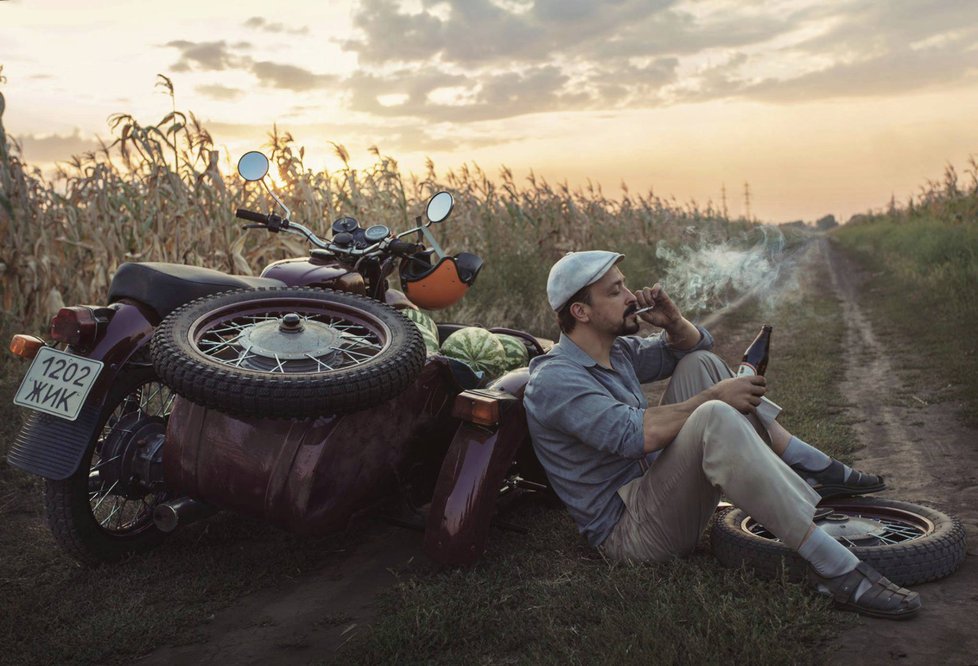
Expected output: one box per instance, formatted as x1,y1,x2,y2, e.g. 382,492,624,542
13,347,103,421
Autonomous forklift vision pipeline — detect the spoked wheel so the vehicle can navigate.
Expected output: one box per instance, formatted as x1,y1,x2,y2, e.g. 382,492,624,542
711,497,966,586
151,287,426,418
45,367,175,566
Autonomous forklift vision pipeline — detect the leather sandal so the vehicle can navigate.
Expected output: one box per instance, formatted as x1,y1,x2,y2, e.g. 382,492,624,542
791,459,886,498
809,561,921,620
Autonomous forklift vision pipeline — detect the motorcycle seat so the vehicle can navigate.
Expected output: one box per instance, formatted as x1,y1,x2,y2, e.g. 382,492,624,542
108,262,287,320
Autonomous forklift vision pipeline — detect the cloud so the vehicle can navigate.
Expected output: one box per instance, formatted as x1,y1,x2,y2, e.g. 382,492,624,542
334,0,978,122
347,65,579,122
162,40,334,91
677,2,978,103
196,83,244,101
164,40,244,72
13,130,100,163
243,17,310,35
251,61,336,91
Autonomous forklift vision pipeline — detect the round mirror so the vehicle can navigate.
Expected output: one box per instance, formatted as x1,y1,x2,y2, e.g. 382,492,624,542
425,191,454,224
237,151,270,181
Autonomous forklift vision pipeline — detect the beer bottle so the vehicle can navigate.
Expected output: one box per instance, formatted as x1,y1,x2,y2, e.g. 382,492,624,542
737,325,772,377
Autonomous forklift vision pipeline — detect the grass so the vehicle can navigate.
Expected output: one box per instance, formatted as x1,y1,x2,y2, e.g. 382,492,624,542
832,174,978,426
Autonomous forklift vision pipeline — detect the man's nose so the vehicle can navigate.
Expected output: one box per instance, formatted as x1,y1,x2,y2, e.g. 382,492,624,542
625,289,637,305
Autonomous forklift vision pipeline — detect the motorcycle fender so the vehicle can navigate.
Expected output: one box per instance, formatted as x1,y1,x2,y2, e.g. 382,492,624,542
424,369,531,566
7,302,156,480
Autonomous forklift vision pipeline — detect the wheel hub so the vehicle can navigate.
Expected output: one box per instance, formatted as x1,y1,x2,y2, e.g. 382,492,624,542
238,315,343,361
94,412,167,500
816,513,887,545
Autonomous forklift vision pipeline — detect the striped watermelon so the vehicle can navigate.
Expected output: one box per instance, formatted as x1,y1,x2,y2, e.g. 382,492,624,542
402,308,440,354
440,327,507,378
494,333,529,371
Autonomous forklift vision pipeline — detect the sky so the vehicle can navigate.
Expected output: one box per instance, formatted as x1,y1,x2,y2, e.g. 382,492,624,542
3,0,978,223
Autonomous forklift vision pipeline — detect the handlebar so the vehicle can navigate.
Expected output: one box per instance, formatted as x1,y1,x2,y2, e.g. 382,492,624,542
236,207,426,259
235,208,268,224
388,238,420,256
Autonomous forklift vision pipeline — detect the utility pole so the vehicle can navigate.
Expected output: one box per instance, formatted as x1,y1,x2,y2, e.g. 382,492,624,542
743,182,752,222
721,183,729,220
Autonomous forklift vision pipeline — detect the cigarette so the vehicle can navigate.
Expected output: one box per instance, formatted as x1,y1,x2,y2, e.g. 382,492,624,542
633,305,655,315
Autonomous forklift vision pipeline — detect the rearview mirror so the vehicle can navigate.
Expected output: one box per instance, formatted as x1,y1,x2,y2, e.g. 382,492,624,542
425,191,454,224
237,151,270,182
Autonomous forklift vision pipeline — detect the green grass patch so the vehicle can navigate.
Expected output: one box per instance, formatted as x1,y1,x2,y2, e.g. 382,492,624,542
833,216,978,426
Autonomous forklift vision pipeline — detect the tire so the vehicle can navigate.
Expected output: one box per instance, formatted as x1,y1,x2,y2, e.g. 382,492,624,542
45,367,174,566
711,497,966,587
151,287,426,418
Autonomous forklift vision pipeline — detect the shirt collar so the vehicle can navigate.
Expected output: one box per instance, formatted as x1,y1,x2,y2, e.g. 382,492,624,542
554,333,600,368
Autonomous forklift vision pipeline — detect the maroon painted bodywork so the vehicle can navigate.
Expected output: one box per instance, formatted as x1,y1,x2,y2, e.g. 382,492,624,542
87,301,157,401
260,257,366,295
423,367,536,566
163,357,462,534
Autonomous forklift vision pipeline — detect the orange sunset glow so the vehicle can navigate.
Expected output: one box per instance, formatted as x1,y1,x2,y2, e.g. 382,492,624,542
3,0,978,222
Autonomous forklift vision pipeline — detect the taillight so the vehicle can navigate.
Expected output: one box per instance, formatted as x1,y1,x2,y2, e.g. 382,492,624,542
9,334,46,359
452,391,501,427
50,307,98,348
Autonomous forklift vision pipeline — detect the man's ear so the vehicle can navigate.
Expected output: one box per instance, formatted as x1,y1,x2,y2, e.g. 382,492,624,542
570,302,589,324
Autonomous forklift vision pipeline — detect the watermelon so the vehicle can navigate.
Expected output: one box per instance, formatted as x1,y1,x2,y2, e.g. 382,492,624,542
494,333,529,372
402,307,439,354
440,327,507,378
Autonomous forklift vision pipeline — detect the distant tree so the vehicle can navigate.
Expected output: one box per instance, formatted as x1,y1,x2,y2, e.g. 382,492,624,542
815,214,838,230
779,220,807,229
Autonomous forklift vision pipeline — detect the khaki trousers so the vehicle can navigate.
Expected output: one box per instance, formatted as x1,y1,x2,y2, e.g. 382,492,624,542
600,351,821,563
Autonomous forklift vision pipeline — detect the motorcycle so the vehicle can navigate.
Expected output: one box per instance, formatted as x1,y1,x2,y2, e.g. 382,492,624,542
7,150,552,567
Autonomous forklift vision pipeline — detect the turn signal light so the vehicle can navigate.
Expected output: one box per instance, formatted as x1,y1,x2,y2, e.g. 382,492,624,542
50,306,98,349
452,391,501,427
9,334,46,359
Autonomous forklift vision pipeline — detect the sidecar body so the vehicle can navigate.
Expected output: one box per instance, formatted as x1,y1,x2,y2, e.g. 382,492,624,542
162,322,552,565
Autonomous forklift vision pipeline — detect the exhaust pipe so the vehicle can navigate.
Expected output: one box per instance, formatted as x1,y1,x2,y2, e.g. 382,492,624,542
153,497,214,533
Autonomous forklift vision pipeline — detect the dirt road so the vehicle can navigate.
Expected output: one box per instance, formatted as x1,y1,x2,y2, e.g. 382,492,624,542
820,239,978,665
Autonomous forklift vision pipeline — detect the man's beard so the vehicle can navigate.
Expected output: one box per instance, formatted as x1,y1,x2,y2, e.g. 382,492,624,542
615,315,640,336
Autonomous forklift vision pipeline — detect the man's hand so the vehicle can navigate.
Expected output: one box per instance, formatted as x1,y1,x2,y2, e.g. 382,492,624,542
634,284,702,350
708,375,767,413
634,283,682,329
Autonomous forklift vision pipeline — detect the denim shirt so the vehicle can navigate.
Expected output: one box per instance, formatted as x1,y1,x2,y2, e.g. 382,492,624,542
524,327,714,546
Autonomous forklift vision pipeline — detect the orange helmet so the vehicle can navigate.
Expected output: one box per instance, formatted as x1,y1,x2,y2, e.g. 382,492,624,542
400,252,483,310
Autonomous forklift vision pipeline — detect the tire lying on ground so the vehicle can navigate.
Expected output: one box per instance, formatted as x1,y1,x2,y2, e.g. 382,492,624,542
711,497,966,587
151,287,426,419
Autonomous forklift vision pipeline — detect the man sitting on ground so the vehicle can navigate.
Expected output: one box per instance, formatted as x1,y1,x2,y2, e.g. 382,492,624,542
524,251,921,620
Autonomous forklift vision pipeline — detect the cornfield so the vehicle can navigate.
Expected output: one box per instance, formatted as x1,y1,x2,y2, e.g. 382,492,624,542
0,78,756,355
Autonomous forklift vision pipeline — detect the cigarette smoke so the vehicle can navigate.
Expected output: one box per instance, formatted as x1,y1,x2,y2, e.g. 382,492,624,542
654,225,800,320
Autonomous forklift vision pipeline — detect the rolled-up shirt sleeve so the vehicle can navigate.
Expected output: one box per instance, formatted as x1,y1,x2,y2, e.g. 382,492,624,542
618,325,714,384
525,363,647,459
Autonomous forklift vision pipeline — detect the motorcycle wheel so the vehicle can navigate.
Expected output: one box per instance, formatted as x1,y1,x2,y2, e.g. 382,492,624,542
151,287,426,418
44,367,174,566
711,497,966,586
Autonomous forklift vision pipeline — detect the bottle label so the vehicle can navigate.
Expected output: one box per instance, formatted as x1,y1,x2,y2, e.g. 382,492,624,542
737,363,756,377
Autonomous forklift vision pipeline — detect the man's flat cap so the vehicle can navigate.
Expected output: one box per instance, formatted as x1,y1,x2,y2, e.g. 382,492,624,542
547,250,624,311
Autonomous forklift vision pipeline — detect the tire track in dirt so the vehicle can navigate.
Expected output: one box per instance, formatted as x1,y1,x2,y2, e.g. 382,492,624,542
821,238,978,665
136,523,422,665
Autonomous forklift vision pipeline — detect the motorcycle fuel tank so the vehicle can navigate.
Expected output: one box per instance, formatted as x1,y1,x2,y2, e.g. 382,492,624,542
260,257,366,295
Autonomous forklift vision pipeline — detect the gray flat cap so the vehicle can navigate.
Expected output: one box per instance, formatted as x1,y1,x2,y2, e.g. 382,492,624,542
547,250,625,311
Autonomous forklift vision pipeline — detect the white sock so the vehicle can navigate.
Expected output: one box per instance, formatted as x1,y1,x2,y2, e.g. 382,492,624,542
781,436,852,482
798,525,872,600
